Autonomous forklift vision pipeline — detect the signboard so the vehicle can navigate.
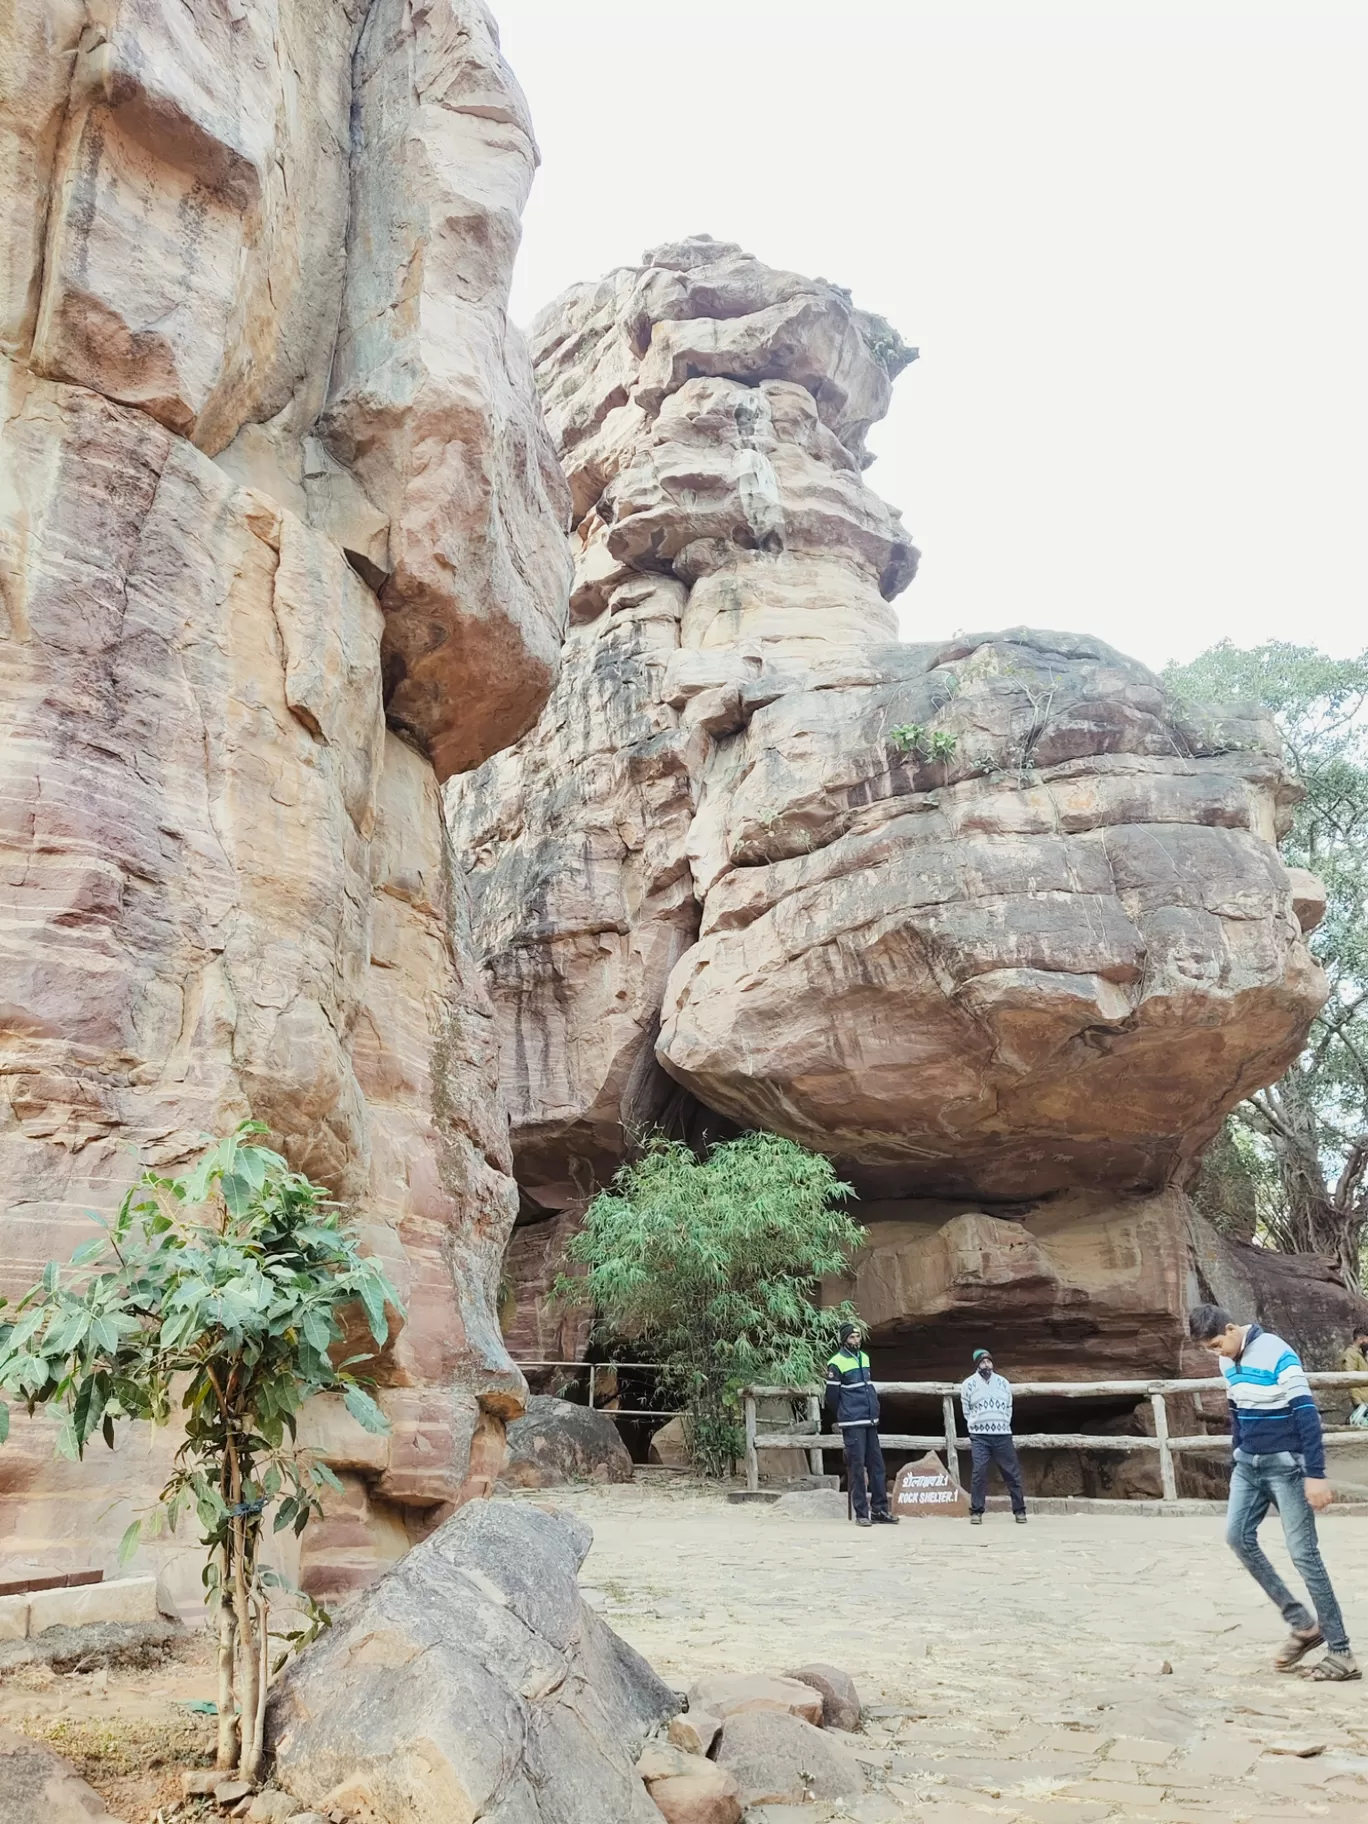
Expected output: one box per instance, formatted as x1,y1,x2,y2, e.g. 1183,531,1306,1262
892,1452,970,1519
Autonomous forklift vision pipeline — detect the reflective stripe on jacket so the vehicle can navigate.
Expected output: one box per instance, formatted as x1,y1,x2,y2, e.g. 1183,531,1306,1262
825,1350,879,1427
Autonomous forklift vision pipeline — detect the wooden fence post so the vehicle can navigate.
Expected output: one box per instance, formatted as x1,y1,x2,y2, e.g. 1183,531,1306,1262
806,1394,823,1477
942,1393,960,1485
745,1392,759,1493
1151,1391,1177,1503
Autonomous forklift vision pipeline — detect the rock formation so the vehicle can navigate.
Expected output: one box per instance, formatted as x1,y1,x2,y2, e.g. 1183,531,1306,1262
0,0,569,1598
447,236,1346,1410
268,1501,677,1823
500,1395,635,1488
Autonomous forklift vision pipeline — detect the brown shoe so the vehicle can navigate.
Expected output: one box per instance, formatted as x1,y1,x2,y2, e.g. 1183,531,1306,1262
1274,1627,1323,1672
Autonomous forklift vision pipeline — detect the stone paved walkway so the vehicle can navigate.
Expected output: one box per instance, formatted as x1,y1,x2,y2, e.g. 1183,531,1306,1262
530,1475,1368,1823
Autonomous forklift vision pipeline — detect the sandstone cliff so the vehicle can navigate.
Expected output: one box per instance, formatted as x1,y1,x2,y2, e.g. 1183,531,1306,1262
447,236,1340,1399
0,0,569,1600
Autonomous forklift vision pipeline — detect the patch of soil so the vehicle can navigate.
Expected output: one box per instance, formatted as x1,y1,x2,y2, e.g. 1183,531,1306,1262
0,1624,219,1821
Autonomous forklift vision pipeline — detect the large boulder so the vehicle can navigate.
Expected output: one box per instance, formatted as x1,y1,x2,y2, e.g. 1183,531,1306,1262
502,1396,635,1488
450,240,1321,1214
268,1501,677,1823
448,238,1325,1388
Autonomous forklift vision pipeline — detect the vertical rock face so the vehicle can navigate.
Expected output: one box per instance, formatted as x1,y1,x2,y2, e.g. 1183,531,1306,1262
447,236,1330,1383
0,0,568,1596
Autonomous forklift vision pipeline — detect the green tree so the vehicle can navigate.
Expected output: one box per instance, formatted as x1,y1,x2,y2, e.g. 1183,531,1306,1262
1165,642,1368,1288
555,1130,862,1476
0,1123,400,1783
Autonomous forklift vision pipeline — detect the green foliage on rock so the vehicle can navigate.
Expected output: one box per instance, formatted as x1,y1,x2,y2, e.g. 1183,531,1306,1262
1166,641,1368,1288
890,722,957,764
554,1131,862,1477
0,1122,400,1782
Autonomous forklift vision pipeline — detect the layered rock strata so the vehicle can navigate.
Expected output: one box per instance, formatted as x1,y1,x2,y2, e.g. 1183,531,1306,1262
0,0,568,1597
448,236,1332,1404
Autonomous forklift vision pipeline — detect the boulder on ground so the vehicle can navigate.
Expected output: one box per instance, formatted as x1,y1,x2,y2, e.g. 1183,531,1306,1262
714,1709,865,1805
637,1739,743,1822
501,1395,635,1488
0,1724,122,1823
781,1662,861,1731
687,1673,823,1726
648,1416,691,1468
668,1709,722,1755
647,1765,743,1824
268,1501,677,1822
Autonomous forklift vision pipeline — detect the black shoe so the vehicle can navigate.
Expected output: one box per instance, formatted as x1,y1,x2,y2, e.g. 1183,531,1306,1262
1015,1512,1028,1524
872,1510,899,1524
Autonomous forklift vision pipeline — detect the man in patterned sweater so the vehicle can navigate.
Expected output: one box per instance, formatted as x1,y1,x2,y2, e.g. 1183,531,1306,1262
1190,1303,1358,1681
960,1348,1027,1525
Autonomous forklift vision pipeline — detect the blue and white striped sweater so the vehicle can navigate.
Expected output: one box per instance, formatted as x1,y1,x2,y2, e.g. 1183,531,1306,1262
1219,1324,1325,1477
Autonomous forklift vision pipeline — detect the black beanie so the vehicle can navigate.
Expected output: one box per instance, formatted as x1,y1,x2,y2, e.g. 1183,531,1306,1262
839,1322,860,1347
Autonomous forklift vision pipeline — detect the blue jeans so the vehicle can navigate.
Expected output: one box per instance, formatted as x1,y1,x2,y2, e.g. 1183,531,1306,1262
1226,1451,1349,1654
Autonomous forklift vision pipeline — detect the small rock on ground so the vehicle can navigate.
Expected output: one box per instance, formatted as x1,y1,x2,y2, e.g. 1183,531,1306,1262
715,1710,864,1805
782,1662,860,1731
688,1673,822,1726
669,1709,722,1755
648,1761,743,1824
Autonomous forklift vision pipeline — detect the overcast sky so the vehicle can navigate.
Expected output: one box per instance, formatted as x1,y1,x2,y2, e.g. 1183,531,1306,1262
493,1,1367,673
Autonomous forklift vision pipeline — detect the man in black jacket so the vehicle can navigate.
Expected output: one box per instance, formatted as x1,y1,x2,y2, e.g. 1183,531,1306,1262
825,1321,896,1526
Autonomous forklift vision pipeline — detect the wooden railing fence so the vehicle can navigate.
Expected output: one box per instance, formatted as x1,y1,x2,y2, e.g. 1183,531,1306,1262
742,1373,1368,1498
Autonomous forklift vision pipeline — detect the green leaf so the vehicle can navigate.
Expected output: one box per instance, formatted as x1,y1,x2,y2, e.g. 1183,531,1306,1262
0,1401,8,1444
358,1272,389,1347
221,1171,255,1218
302,1308,333,1356
341,1384,388,1434
117,1519,142,1566
41,1261,59,1295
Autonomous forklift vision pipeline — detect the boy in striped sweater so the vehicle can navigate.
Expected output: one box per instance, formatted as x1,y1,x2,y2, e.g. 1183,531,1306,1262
1190,1303,1358,1681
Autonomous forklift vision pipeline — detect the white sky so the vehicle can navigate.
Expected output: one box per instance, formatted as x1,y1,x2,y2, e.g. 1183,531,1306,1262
494,1,1367,673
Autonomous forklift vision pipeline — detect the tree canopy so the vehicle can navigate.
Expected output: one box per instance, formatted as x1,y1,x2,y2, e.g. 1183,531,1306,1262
556,1130,862,1476
1165,641,1368,1287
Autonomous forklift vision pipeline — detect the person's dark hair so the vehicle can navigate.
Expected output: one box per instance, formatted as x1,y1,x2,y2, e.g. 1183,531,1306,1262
1188,1303,1235,1342
1354,1323,1368,1342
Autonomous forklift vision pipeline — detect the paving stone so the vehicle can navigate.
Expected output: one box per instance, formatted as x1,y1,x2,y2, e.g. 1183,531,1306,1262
1064,1778,1166,1803
1106,1738,1175,1764
1171,1738,1261,1780
1016,1805,1113,1823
